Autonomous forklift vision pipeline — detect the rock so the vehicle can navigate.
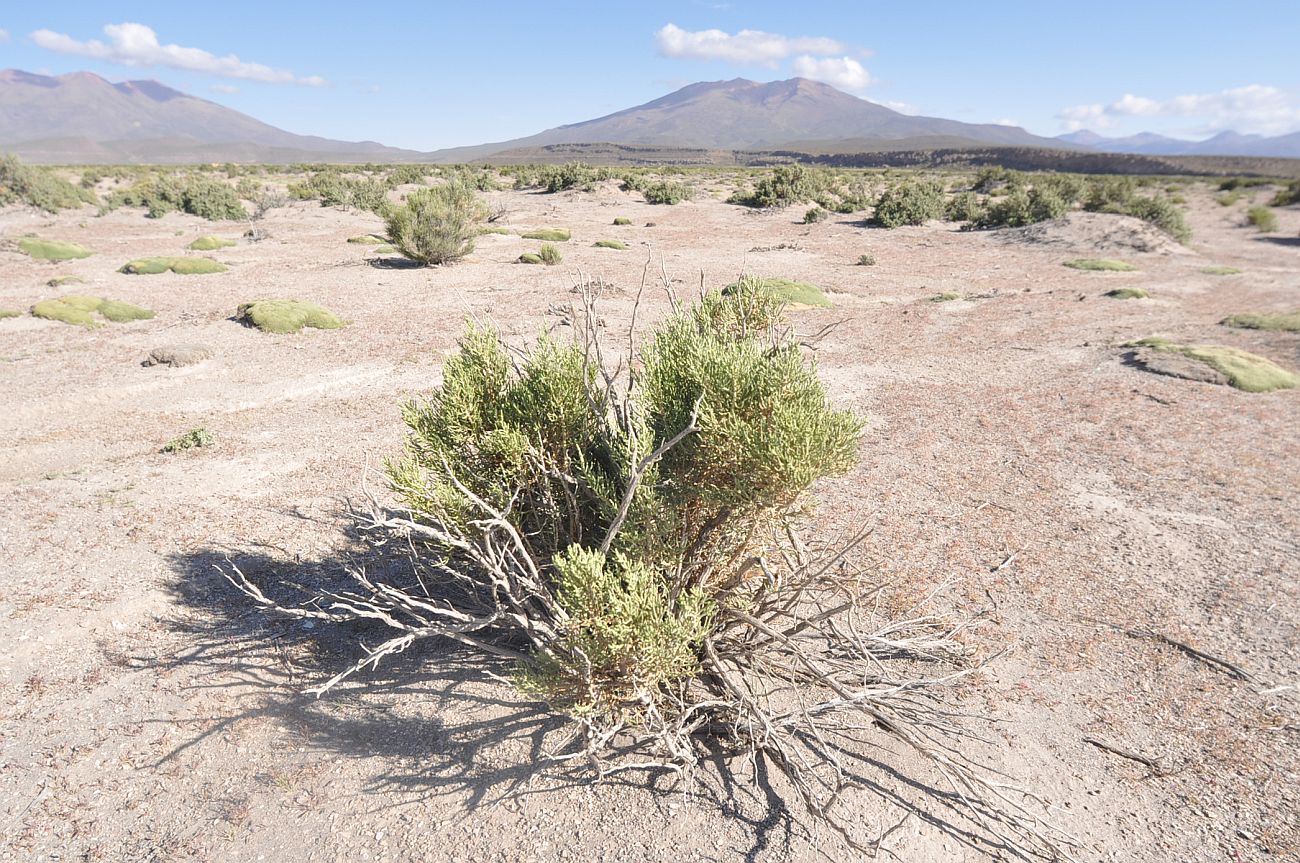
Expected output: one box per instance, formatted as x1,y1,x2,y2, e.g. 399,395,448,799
143,344,212,368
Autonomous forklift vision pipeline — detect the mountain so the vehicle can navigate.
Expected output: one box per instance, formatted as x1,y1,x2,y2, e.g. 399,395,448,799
1058,127,1300,158
0,69,425,163
430,78,1075,162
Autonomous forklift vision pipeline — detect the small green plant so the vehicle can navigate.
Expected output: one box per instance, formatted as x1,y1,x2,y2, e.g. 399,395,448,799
1128,337,1297,392
384,181,488,266
1064,259,1137,272
237,300,345,334
613,217,633,226
871,181,945,228
943,191,982,222
47,275,86,287
1201,266,1242,275
188,236,237,251
31,295,154,327
538,243,563,265
518,253,543,264
642,182,693,205
1221,310,1300,332
120,257,227,275
162,428,215,453
347,234,386,244
855,253,876,266
593,239,627,250
930,292,961,302
803,206,830,224
723,276,830,310
1216,192,1243,207
1106,287,1149,299
0,308,22,319
1246,206,1278,232
17,238,93,262
1270,179,1300,206
522,228,571,241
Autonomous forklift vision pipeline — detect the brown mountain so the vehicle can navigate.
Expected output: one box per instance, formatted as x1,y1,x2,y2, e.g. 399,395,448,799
0,69,424,163
430,77,1072,162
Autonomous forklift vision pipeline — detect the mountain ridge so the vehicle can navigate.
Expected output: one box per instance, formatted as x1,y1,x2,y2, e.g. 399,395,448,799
1056,127,1300,158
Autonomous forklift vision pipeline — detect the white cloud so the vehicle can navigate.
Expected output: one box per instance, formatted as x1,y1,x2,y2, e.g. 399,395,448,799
210,83,239,94
790,55,871,91
1059,85,1300,135
992,118,1019,127
656,22,845,66
879,99,919,116
30,22,326,86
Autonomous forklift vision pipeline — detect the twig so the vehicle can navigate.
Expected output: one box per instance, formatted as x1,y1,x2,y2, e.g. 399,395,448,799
1083,736,1168,776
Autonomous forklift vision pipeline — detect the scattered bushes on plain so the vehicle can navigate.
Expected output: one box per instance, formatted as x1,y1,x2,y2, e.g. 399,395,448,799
871,180,945,228
1221,310,1300,332
730,164,826,208
0,154,98,212
522,228,570,241
1270,179,1300,206
109,174,248,220
383,181,488,265
1246,206,1278,232
641,181,693,205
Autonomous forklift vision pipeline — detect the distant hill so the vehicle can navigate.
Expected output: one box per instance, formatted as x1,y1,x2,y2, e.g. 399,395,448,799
432,77,1073,162
0,69,426,163
1057,128,1300,158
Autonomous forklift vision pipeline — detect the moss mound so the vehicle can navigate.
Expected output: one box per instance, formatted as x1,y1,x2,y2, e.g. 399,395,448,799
1106,287,1149,299
613,217,632,226
162,427,215,453
478,226,510,235
0,308,22,319
518,253,543,264
724,277,831,310
593,239,628,250
120,256,227,275
188,236,237,251
1221,311,1300,332
17,238,93,262
347,234,386,244
1201,266,1242,276
1130,337,1298,392
930,292,961,302
237,299,345,334
46,275,86,287
522,228,570,241
31,294,154,327
1064,258,1138,271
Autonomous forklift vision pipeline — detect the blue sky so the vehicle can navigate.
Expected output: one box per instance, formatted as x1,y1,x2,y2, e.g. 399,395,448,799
2,2,1299,149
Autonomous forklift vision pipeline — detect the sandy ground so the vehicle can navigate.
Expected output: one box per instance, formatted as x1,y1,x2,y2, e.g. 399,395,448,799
1,179,1297,862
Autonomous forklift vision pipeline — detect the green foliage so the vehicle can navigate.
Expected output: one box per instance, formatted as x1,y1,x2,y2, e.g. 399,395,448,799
1218,176,1271,191
120,257,228,275
1130,337,1298,393
856,253,876,266
518,253,543,264
1063,258,1137,271
929,292,960,302
803,206,830,223
1083,176,1137,212
972,166,1015,193
943,191,982,222
972,185,1069,228
1246,206,1278,232
1106,287,1149,299
383,181,488,265
1216,191,1243,207
347,234,386,244
538,243,563,265
32,295,153,327
641,181,693,205
237,299,345,334
593,239,627,250
0,154,97,212
510,162,614,193
613,217,633,226
386,164,429,187
522,228,570,241
1122,196,1191,243
1221,310,1300,332
1270,179,1300,206
188,235,237,251
388,291,860,714
0,308,21,319
162,428,214,453
287,170,389,212
17,238,93,262
871,180,945,228
723,276,830,310
733,164,826,208
108,174,247,220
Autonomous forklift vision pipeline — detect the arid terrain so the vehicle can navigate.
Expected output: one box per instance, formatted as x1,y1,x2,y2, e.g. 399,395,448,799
1,176,1297,862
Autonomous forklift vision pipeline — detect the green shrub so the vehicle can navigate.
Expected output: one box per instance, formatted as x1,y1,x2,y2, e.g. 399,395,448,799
1221,310,1300,332
871,180,945,228
613,217,632,226
1063,258,1137,271
347,234,386,244
593,239,627,250
944,192,982,222
522,228,570,241
1084,176,1137,212
1219,177,1271,191
723,276,830,310
518,253,543,264
930,292,961,302
0,154,97,212
386,165,429,187
642,182,693,205
1270,180,1300,206
162,428,215,453
287,170,388,212
1106,287,1149,299
856,253,876,266
120,257,227,275
1129,337,1297,392
1246,206,1278,232
188,235,237,251
384,181,488,266
237,300,345,334
47,275,86,287
108,174,247,220
973,186,1068,228
17,238,93,262
1122,196,1191,243
1216,192,1243,207
32,295,153,327
803,206,830,224
538,243,563,265
733,164,825,208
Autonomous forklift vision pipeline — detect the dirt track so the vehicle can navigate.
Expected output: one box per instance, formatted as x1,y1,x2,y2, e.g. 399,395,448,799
1,180,1297,861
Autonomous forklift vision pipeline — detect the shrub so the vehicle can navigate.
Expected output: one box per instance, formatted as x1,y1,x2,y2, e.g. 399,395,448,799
723,275,830,309
1106,287,1149,299
0,154,97,212
871,180,945,228
1201,266,1241,275
237,300,345,333
522,228,570,241
930,292,961,302
1123,196,1191,243
613,217,632,226
1083,176,1137,212
108,174,247,220
1270,180,1300,206
641,181,693,205
120,257,227,275
288,170,388,212
1064,258,1137,271
944,191,982,222
518,253,543,264
162,428,214,453
803,206,830,224
593,239,627,250
733,164,825,208
855,253,876,266
17,238,93,262
538,243,562,265
973,186,1069,228
1246,206,1278,232
384,181,487,266
386,165,429,187
0,309,21,319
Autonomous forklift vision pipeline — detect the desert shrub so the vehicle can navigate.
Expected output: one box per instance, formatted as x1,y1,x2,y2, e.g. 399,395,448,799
162,428,214,453
108,174,247,220
733,164,825,208
1123,196,1191,243
521,162,611,193
17,238,93,262
613,217,632,226
930,292,961,302
1202,266,1241,276
943,191,982,222
0,154,97,212
251,189,290,220
1246,206,1278,232
1106,287,1149,299
856,253,876,266
522,228,570,241
972,166,1016,193
518,253,543,264
235,177,261,199
1036,173,1085,205
1270,180,1300,206
871,180,945,228
288,170,388,212
1083,176,1137,212
1216,191,1243,207
237,299,345,333
538,243,563,265
386,165,429,187
0,309,21,319
724,275,830,309
641,181,693,205
973,186,1069,228
803,206,830,224
1218,176,1271,191
384,181,488,265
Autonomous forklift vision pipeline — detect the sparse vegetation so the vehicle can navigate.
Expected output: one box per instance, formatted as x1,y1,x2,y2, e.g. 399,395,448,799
1246,206,1278,232
32,295,154,327
1064,258,1138,271
943,191,982,222
17,238,94,262
120,257,228,275
518,252,543,264
188,235,237,251
1129,337,1297,392
930,291,961,302
871,180,945,228
0,154,98,212
109,174,248,220
1221,310,1300,332
593,239,627,250
803,206,830,223
522,228,571,242
237,300,345,334
731,164,825,208
641,181,693,205
347,234,386,244
1201,266,1242,275
613,217,632,225
47,275,87,287
1270,179,1300,206
383,181,488,265
0,308,23,319
724,275,830,309
855,253,876,266
287,170,388,212
1106,287,1149,299
162,428,215,453
1082,178,1190,242
538,243,563,265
